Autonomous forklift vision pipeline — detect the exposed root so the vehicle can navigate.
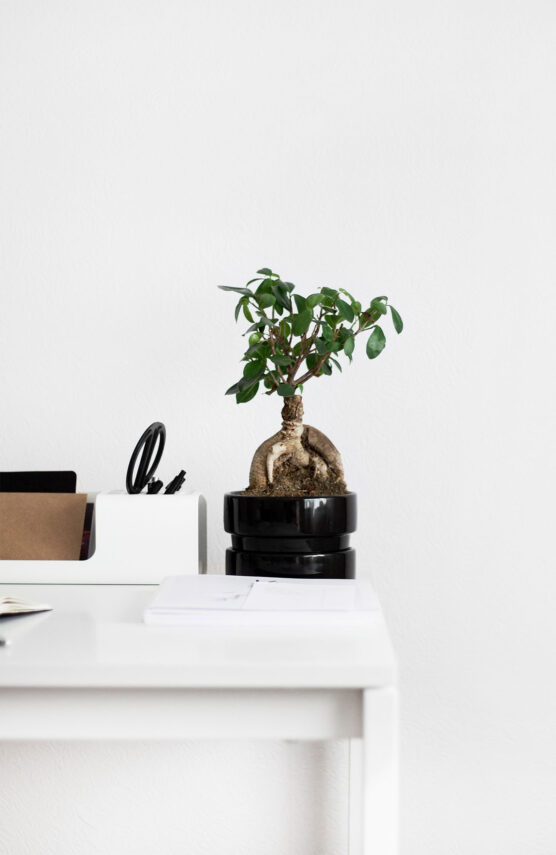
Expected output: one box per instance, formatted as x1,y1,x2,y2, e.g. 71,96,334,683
266,439,311,485
247,396,347,497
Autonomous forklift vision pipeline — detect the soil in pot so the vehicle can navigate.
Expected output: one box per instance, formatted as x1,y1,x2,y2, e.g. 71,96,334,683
241,458,347,498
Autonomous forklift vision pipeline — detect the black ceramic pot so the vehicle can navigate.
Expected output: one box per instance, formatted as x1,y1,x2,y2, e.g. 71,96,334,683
224,492,357,579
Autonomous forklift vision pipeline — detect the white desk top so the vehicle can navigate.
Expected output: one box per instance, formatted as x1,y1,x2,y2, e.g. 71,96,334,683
0,583,396,689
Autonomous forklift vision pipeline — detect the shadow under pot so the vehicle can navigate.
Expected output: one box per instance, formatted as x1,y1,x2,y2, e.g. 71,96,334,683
224,492,357,579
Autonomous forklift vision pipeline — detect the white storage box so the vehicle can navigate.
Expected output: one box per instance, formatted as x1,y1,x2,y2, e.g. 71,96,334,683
0,491,206,584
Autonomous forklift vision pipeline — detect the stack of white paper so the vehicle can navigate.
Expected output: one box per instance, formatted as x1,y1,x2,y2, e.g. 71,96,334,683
144,575,379,626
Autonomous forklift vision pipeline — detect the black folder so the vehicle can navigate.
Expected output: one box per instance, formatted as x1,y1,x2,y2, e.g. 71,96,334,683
0,471,77,493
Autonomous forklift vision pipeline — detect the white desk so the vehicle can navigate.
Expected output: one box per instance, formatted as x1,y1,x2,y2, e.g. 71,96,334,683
0,583,398,855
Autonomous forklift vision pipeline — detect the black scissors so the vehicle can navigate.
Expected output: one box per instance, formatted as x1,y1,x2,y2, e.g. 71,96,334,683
126,422,186,494
126,422,166,494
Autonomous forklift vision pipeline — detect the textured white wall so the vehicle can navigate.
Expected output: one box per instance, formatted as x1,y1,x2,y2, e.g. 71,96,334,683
1,1,556,853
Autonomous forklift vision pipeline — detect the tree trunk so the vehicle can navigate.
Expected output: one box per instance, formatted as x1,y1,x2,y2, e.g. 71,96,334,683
248,396,346,495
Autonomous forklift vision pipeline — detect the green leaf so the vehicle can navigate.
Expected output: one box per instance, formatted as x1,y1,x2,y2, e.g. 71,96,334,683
323,314,339,328
236,382,259,404
279,319,291,339
315,337,330,355
336,298,354,323
245,341,268,358
256,292,276,309
306,353,318,371
277,383,296,397
330,356,342,372
339,287,355,302
344,335,355,359
219,286,253,296
306,293,323,310
270,354,293,367
271,284,292,312
320,287,338,298
246,277,262,286
321,361,332,376
242,302,254,323
257,268,274,276
370,297,387,316
240,374,261,390
256,278,274,294
282,281,295,293
366,326,386,359
244,318,275,334
292,309,312,336
293,294,307,312
225,381,242,395
234,302,242,322
352,301,361,316
321,323,334,342
390,305,404,333
243,359,266,379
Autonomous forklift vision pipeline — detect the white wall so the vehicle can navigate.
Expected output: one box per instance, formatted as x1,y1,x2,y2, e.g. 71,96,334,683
1,1,555,853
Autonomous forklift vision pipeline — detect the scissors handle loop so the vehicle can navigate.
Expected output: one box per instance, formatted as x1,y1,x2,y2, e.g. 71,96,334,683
126,422,166,494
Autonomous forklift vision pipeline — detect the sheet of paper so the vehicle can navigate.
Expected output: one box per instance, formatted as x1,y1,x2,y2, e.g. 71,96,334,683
243,580,356,611
148,574,254,611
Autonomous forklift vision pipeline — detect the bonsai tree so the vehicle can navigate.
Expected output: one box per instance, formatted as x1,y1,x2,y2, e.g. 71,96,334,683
220,268,403,497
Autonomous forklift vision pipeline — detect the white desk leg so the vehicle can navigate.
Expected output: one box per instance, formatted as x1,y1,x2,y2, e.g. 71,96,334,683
360,686,398,855
348,736,364,854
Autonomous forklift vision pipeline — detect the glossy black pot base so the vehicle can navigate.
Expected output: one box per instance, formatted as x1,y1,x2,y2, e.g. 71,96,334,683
226,548,356,579
230,533,351,554
224,492,357,579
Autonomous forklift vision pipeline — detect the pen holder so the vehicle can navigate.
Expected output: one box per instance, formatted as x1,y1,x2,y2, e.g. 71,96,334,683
0,491,206,584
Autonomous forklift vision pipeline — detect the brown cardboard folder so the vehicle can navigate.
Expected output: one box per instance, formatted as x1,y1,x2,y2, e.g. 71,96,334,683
0,493,87,560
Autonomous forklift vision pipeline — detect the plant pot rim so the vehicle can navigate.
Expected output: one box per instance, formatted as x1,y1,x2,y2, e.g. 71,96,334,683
224,491,357,540
225,490,357,500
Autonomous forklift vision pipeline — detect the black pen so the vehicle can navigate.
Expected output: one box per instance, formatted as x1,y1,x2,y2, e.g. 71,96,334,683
164,470,186,494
